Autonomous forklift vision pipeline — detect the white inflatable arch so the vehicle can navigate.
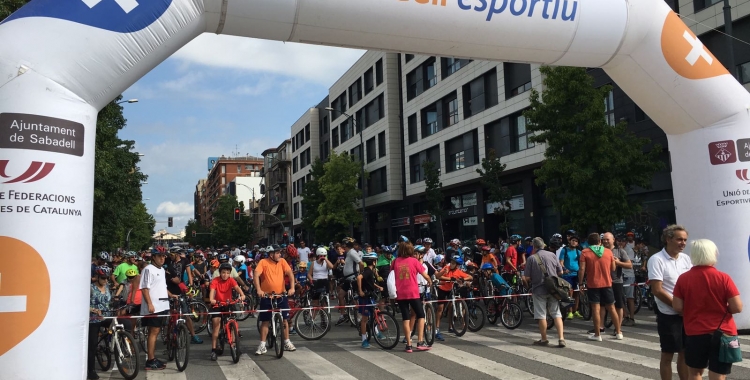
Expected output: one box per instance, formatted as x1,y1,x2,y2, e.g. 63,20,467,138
1,0,749,377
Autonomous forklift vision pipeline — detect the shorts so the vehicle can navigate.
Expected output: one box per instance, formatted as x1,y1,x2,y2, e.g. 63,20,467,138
396,299,425,321
436,289,452,301
258,297,290,322
612,283,624,309
141,310,169,328
562,275,578,291
656,309,686,353
310,279,329,299
340,278,356,292
211,305,230,321
685,334,732,375
533,293,562,320
587,287,615,305
623,276,635,299
358,297,375,317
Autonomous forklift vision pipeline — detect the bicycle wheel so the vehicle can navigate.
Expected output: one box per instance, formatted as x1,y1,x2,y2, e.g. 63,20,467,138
633,287,643,314
114,331,140,380
294,308,331,340
135,319,147,353
424,303,436,346
579,292,592,321
96,336,112,371
467,301,485,332
273,313,284,358
167,330,176,361
524,289,534,316
347,300,360,328
486,300,499,325
500,302,523,329
372,312,400,350
175,324,190,372
189,301,209,334
452,300,468,337
228,321,241,363
235,299,252,322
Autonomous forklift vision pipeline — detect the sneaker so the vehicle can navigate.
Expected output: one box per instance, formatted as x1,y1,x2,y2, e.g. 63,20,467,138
558,339,566,348
622,318,636,327
335,315,349,326
284,341,297,351
435,332,445,341
289,327,297,335
566,312,574,320
587,334,602,342
533,340,549,346
144,359,165,371
361,340,371,349
448,327,456,333
573,311,584,319
416,342,431,351
255,343,267,356
152,359,167,369
615,333,624,340
191,335,203,344
587,328,605,334
376,332,386,340
210,351,217,361
404,345,413,353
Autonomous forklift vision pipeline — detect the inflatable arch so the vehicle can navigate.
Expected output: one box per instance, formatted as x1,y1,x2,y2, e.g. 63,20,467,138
1,0,749,377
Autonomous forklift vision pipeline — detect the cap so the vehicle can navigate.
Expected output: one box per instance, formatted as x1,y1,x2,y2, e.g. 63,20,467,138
627,232,635,236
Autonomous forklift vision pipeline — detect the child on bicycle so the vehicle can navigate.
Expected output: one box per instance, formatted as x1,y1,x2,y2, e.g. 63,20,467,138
209,262,246,361
357,251,383,349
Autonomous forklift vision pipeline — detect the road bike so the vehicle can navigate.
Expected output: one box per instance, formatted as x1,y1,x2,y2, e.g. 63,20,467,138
213,299,242,363
294,283,332,340
95,307,140,380
486,283,523,329
160,297,190,371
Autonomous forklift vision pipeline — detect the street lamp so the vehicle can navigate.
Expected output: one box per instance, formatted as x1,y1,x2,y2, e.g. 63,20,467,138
116,99,139,105
325,106,368,244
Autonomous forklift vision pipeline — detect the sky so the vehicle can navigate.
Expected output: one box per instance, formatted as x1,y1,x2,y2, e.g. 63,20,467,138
119,34,364,233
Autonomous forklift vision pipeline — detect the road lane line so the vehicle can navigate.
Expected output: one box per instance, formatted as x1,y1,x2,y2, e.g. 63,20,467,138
427,341,549,380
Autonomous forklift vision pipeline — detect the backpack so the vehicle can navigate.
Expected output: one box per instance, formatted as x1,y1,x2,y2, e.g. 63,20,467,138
534,254,572,302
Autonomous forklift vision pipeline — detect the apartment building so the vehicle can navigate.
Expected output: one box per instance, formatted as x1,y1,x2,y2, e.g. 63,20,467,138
259,140,292,244
196,155,263,226
290,98,326,241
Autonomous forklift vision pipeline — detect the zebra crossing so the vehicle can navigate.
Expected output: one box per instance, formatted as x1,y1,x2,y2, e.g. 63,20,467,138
93,312,750,380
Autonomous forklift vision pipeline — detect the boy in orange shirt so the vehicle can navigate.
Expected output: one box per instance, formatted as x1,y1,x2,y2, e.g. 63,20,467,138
435,256,473,339
209,262,245,361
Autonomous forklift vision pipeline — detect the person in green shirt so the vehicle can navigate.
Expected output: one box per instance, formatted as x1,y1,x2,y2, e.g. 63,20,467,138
376,245,395,284
112,252,139,284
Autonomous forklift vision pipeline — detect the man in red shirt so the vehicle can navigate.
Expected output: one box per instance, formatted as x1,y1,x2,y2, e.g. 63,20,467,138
502,235,525,283
578,232,621,341
209,263,245,361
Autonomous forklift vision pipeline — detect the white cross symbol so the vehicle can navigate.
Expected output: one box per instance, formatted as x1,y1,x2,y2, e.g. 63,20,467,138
683,30,713,66
81,0,139,13
0,273,27,313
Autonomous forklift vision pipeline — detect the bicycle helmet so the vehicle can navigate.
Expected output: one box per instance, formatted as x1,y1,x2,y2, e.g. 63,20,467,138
316,247,328,256
342,237,356,245
415,238,423,245
210,259,220,268
399,235,409,243
218,253,229,262
450,238,461,246
481,245,491,252
259,247,266,253
414,245,426,253
524,236,532,242
480,263,494,271
267,244,281,252
124,251,137,258
461,246,472,256
218,262,233,272
423,237,433,244
466,260,476,268
551,233,563,240
433,254,444,265
476,238,486,245
565,229,577,237
234,256,245,263
510,234,522,243
98,251,110,261
95,266,111,278
125,269,138,277
363,252,378,261
452,256,464,265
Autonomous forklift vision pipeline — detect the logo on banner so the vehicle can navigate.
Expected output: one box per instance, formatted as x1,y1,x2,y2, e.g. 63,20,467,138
737,169,750,183
0,0,172,33
0,237,51,356
708,140,737,165
661,11,729,80
0,160,55,184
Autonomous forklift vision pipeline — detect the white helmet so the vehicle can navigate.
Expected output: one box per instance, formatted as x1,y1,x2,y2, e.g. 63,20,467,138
316,247,328,256
233,256,245,263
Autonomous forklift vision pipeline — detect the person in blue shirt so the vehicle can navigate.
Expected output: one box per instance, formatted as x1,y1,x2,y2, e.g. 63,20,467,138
233,256,248,282
524,237,534,259
557,233,583,319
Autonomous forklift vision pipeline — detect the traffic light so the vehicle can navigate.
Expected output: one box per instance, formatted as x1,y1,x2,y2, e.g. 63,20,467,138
192,230,196,238
234,208,241,221
168,217,173,227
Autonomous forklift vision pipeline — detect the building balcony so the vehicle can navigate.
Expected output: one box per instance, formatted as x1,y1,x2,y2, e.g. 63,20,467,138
270,151,290,168
269,173,288,189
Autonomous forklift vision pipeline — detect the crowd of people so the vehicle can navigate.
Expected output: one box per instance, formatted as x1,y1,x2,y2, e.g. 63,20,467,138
88,227,743,380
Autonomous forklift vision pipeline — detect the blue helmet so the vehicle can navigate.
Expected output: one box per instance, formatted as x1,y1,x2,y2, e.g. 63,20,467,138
510,234,522,243
452,256,464,265
414,245,425,253
480,263,494,271
218,253,229,262
363,252,378,261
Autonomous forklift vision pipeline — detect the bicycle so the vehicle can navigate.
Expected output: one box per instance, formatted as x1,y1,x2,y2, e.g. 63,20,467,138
95,307,141,380
442,280,469,337
466,287,486,332
159,297,190,371
256,292,288,359
360,292,401,350
420,285,436,346
213,299,242,363
294,283,332,340
486,283,523,329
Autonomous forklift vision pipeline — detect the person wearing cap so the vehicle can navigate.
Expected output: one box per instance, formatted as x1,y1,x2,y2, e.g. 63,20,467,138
254,244,297,355
139,248,172,370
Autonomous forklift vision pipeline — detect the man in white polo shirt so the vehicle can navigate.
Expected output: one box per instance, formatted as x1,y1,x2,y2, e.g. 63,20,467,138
648,225,692,380
297,240,311,264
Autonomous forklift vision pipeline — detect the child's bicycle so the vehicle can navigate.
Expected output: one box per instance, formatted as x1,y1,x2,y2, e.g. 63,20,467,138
213,299,242,363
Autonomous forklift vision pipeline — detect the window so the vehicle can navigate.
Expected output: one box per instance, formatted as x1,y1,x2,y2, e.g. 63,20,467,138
305,124,310,142
443,92,459,127
320,115,329,137
409,145,440,183
421,104,438,138
376,58,383,85
424,58,437,89
604,88,615,126
514,114,534,152
237,165,241,173
441,57,471,79
634,105,649,122
300,148,311,168
321,141,330,160
221,165,225,174
366,137,376,163
245,165,253,170
350,145,362,162
332,127,339,148
445,130,478,172
463,68,498,118
738,62,750,84
293,202,299,219
364,67,374,95
406,70,420,101
331,92,347,115
405,54,414,63
406,57,437,101
421,91,458,138
363,94,384,128
378,131,386,158
292,157,298,174
349,79,362,106
341,119,351,143
355,109,363,133
694,0,721,12
503,63,532,99
408,114,418,144
367,167,387,195
450,191,477,208
485,116,511,157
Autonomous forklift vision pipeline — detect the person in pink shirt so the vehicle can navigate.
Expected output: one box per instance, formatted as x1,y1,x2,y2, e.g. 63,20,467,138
391,240,433,353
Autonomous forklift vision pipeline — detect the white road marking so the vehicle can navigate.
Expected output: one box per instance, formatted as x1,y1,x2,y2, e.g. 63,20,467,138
428,340,548,380
217,353,270,380
337,342,450,379
285,346,357,380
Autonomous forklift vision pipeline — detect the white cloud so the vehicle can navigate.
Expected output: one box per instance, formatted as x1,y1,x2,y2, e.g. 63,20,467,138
155,201,193,216
172,35,365,85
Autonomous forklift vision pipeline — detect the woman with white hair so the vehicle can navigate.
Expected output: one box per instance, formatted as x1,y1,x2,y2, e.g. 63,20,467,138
673,239,743,380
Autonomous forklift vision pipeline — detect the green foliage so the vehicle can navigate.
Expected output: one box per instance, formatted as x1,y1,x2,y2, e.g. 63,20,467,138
524,66,664,233
314,151,366,242
123,202,155,251
183,218,212,248
210,195,254,246
300,157,327,241
476,149,512,236
422,160,445,245
0,0,27,20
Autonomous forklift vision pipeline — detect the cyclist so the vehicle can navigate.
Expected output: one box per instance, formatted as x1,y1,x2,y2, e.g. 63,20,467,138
376,245,395,286
337,237,362,326
422,238,437,276
502,235,525,283
112,252,139,285
391,241,432,352
480,245,499,273
445,238,461,264
165,249,203,344
139,247,171,371
254,244,297,355
89,266,113,380
435,256,473,340
233,255,249,283
91,252,109,283
557,233,583,319
209,262,246,361
357,251,383,348
307,247,334,311
213,253,250,291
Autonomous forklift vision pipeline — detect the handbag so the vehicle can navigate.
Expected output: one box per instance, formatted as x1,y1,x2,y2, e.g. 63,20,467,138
534,254,571,302
712,310,742,363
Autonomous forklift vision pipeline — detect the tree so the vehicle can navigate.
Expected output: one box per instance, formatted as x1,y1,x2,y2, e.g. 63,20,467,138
422,160,445,247
476,149,513,238
524,66,664,233
0,0,26,19
122,202,156,251
183,218,212,248
315,151,366,242
211,195,254,246
300,157,326,242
